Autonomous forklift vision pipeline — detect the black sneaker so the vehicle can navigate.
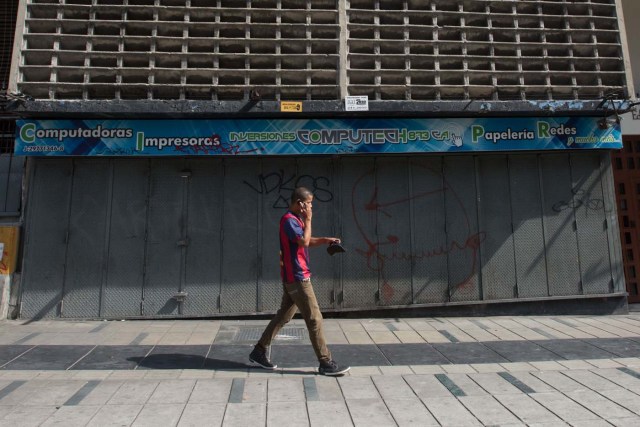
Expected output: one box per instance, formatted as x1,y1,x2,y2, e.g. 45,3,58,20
318,360,350,376
249,346,277,370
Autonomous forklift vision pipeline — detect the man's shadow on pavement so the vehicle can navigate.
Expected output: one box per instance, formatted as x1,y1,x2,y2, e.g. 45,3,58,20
127,354,314,375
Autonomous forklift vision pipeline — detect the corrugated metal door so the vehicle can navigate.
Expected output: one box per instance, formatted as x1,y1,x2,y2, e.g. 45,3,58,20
61,160,110,318
102,160,147,318
19,152,624,319
20,159,72,318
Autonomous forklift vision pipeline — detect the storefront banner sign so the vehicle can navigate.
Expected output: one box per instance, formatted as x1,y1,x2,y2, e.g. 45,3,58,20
14,117,622,156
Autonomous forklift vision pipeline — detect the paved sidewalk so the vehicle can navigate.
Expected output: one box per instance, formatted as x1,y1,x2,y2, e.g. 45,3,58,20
1,314,640,426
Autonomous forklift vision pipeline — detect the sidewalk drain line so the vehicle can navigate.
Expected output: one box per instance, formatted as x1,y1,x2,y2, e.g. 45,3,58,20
13,332,40,344
63,380,100,406
437,330,459,343
617,367,640,380
0,381,26,401
497,372,536,394
303,377,319,401
435,373,466,397
229,378,245,403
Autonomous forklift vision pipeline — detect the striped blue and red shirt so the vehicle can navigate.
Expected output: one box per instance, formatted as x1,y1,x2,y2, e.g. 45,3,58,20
280,211,310,283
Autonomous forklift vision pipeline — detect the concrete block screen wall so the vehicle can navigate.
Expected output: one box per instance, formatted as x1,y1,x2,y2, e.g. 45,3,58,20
18,0,626,102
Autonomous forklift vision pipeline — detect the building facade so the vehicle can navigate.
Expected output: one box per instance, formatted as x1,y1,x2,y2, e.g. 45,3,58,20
4,0,634,319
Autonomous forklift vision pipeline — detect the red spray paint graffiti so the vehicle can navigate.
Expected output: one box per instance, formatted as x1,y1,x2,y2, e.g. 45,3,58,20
351,165,485,303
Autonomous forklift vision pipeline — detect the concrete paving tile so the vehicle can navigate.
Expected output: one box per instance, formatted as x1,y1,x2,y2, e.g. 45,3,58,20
323,330,349,344
385,397,440,426
584,358,624,369
131,403,185,427
0,404,16,418
468,372,523,395
436,327,476,342
71,370,113,380
267,378,305,402
367,331,401,344
404,374,453,398
143,370,184,379
530,371,588,392
107,370,147,380
378,365,413,375
393,331,425,343
433,342,509,364
107,380,159,405
177,403,225,427
410,365,445,374
561,369,624,391
188,378,232,403
222,402,266,427
422,396,482,426
371,375,416,399
445,373,490,396
330,344,390,367
557,360,599,370
313,376,344,401
417,330,452,343
3,345,95,370
494,393,564,424
178,370,215,379
338,377,380,400
504,371,557,393
345,398,396,426
86,404,143,426
565,389,637,419
598,388,640,416
147,379,196,404
535,339,616,360
530,391,601,422
485,341,560,362
71,345,153,370
214,369,248,378
1,405,58,427
607,417,640,427
585,338,640,358
184,333,216,346
72,380,123,405
567,419,612,427
529,361,566,371
346,366,381,376
140,346,209,370
378,343,449,365
403,319,437,331
0,370,39,380
593,368,640,389
338,321,366,332
613,357,640,367
361,321,391,332
442,364,477,374
242,378,268,403
458,395,522,426
470,363,503,373
499,362,536,372
307,400,353,427
343,331,374,344
267,401,309,426
40,405,101,427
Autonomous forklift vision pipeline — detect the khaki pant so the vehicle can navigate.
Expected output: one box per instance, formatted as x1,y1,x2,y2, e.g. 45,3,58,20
257,280,331,362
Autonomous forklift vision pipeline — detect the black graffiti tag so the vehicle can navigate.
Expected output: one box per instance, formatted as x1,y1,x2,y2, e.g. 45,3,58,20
243,170,333,208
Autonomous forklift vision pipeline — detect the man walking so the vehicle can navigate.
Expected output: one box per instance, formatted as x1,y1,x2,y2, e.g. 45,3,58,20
249,186,350,376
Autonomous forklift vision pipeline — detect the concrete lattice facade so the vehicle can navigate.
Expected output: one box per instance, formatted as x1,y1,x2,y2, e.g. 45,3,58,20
17,0,628,103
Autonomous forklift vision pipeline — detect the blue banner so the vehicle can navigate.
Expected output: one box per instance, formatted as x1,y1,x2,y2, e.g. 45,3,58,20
14,117,622,156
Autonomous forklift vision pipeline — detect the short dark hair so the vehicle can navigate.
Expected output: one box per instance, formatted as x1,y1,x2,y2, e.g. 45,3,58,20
291,186,313,203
